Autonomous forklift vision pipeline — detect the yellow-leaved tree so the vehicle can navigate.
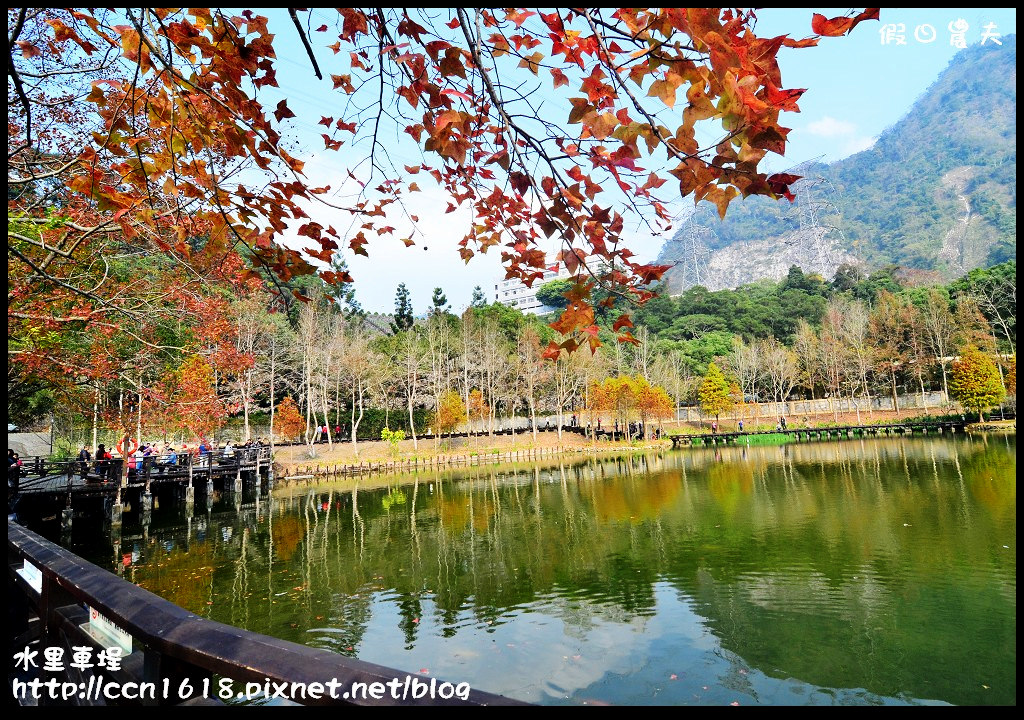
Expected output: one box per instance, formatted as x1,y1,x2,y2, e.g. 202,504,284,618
698,362,734,426
434,389,467,439
950,346,1005,421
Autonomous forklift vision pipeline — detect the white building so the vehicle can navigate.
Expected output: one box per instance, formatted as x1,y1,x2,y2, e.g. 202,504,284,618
493,267,562,315
494,257,610,315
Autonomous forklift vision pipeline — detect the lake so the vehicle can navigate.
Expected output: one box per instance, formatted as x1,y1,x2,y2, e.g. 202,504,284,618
47,433,1016,706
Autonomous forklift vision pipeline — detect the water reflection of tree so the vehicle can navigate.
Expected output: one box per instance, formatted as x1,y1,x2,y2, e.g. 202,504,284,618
128,435,1015,705
135,542,218,614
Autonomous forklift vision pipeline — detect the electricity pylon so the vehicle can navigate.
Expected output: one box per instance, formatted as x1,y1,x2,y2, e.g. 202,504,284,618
786,157,847,276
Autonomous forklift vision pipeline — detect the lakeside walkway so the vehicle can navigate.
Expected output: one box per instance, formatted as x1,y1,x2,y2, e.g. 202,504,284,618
666,420,967,448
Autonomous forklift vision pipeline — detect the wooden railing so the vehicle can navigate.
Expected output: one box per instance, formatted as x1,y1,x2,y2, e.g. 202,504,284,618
8,522,524,706
667,421,966,447
10,446,272,493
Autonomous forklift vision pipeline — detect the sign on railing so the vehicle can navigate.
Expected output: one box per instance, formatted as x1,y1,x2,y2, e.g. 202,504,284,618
84,606,134,655
16,559,42,593
9,522,522,706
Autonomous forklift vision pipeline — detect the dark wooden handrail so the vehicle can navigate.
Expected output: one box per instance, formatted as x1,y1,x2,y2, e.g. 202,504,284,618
14,445,271,470
9,446,272,492
666,420,967,446
8,522,525,706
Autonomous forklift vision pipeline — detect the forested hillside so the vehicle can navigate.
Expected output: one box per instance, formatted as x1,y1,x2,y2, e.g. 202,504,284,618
658,36,1016,292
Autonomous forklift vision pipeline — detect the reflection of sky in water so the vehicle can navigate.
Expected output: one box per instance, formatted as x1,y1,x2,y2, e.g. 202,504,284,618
348,582,945,705
54,434,1013,706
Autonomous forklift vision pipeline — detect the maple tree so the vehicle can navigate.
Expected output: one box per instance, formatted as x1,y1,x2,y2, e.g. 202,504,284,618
634,377,674,435
156,355,227,440
869,290,914,414
467,388,489,431
8,6,879,379
588,374,672,437
273,396,306,442
433,389,467,436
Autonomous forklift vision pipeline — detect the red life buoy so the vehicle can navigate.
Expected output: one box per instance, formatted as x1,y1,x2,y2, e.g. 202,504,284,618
116,435,139,457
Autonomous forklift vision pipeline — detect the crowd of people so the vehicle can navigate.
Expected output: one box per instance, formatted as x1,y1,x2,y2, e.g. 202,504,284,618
84,437,270,482
3,437,270,486
311,424,344,443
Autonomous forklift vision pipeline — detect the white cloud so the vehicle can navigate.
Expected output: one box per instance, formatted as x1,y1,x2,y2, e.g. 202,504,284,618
841,135,877,156
280,169,564,315
801,116,877,161
806,116,858,137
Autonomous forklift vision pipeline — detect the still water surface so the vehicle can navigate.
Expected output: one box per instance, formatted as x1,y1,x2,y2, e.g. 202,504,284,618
53,434,1016,705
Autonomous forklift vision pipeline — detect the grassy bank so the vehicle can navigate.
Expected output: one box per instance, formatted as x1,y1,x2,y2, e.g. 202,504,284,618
272,430,664,476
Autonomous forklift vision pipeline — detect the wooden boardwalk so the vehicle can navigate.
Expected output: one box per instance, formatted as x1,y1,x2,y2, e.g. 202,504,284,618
9,522,524,706
11,446,271,494
9,447,272,529
667,421,967,448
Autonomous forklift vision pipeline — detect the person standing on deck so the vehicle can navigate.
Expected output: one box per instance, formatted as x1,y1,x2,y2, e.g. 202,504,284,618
161,446,178,471
94,444,108,482
77,445,91,477
132,444,145,477
9,449,20,492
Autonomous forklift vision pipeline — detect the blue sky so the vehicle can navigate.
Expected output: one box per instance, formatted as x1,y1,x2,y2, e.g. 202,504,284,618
252,9,1017,314
752,8,1016,168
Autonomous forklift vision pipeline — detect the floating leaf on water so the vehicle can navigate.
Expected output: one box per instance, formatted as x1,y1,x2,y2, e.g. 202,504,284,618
730,701,740,706
670,674,678,680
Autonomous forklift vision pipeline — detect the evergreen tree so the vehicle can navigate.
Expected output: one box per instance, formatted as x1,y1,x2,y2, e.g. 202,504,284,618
325,254,364,321
536,278,572,310
470,285,488,308
430,287,449,316
698,362,734,423
950,345,1005,420
391,283,415,334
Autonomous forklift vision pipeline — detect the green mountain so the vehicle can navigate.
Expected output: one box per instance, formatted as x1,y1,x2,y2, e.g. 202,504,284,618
658,36,1016,292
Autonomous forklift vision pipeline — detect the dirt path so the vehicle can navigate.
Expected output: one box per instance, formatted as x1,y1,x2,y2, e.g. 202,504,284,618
271,408,967,474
